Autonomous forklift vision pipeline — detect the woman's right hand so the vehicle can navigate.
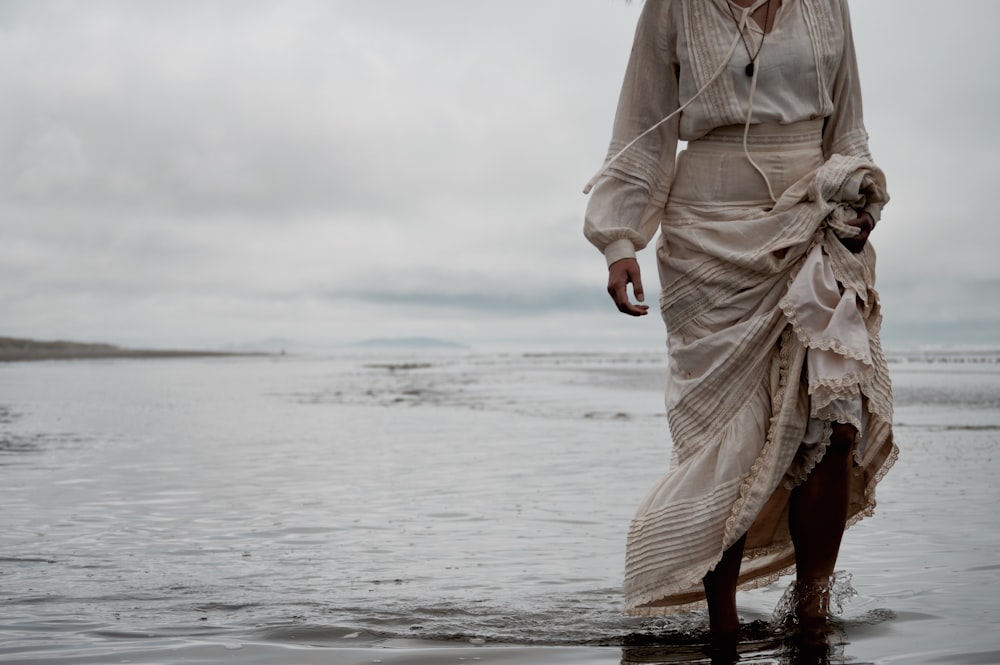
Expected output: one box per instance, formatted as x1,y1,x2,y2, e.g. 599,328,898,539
839,210,875,253
607,258,649,316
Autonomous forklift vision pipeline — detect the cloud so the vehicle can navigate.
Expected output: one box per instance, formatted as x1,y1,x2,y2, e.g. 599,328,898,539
1,1,998,349
329,284,607,315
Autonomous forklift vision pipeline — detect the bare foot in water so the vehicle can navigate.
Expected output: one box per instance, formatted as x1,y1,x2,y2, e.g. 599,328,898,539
704,629,740,665
790,578,833,658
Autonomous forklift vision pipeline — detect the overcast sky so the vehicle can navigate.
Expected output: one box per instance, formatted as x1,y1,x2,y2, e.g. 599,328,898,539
2,1,998,351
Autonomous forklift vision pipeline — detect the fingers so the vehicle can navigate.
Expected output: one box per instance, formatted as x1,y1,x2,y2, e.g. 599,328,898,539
607,258,650,317
840,227,870,253
632,270,645,304
840,234,867,253
839,211,874,253
615,295,650,316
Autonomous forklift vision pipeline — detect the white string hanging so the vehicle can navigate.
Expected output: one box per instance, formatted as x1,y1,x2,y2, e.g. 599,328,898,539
583,0,777,202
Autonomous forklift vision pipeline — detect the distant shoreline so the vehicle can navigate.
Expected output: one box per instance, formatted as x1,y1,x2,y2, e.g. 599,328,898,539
0,337,265,362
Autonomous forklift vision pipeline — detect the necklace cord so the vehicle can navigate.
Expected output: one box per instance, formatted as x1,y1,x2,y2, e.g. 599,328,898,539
727,0,766,75
583,0,777,198
739,0,779,203
582,7,750,194
742,56,778,203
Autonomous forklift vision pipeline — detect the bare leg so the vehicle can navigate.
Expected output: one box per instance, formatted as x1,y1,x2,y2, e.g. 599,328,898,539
703,533,747,635
790,423,855,583
702,534,747,663
788,423,857,640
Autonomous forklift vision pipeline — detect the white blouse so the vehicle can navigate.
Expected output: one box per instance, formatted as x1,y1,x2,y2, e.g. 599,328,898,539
584,0,879,266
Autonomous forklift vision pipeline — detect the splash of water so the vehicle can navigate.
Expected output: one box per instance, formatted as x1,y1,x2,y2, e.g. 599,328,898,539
771,571,857,630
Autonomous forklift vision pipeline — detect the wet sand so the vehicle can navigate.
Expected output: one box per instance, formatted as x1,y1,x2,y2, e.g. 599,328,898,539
1,351,998,664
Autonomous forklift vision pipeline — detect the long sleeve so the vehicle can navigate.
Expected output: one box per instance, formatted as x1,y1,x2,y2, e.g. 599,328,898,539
584,0,680,266
821,0,887,222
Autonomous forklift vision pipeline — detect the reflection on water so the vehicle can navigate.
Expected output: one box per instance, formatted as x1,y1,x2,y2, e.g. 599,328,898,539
0,351,998,664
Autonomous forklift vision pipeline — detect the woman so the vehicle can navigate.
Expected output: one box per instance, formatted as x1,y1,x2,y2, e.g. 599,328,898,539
583,0,897,649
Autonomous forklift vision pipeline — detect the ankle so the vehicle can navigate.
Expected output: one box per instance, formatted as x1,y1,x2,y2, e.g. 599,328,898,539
791,578,832,631
709,617,741,637
793,576,834,597
705,597,740,635
704,628,740,664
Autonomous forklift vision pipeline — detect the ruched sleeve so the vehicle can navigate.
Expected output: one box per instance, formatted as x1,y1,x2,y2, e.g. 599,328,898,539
584,0,680,266
821,0,886,222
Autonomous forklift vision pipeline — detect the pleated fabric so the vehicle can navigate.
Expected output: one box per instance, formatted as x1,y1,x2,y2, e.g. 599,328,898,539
624,121,896,615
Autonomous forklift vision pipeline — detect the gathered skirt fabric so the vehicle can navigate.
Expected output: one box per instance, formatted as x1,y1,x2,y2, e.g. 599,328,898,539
624,121,896,615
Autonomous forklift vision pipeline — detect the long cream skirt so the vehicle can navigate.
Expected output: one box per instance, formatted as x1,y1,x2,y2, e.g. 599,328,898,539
624,121,896,615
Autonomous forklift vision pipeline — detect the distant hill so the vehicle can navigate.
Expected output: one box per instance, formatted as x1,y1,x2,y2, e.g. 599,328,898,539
0,337,258,362
353,336,468,350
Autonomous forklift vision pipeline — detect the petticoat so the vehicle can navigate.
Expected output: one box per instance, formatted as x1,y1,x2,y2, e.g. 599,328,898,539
624,120,896,615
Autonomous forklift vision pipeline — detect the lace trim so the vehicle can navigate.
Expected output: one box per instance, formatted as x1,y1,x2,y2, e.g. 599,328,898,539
781,417,871,490
626,598,706,617
777,293,874,364
625,385,898,614
808,372,869,395
625,548,723,616
812,405,862,431
811,392,862,418
724,327,795,545
784,420,834,489
810,383,862,418
624,153,897,616
843,443,899,534
627,438,899,616
625,332,795,615
825,252,875,314
625,562,797,617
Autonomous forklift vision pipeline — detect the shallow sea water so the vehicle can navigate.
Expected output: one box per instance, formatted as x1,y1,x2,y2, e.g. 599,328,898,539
1,350,998,664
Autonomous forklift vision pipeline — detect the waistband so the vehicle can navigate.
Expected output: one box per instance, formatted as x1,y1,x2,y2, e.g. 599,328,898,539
688,119,824,152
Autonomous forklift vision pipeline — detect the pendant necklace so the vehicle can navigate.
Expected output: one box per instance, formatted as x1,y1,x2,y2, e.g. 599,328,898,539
727,0,772,77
